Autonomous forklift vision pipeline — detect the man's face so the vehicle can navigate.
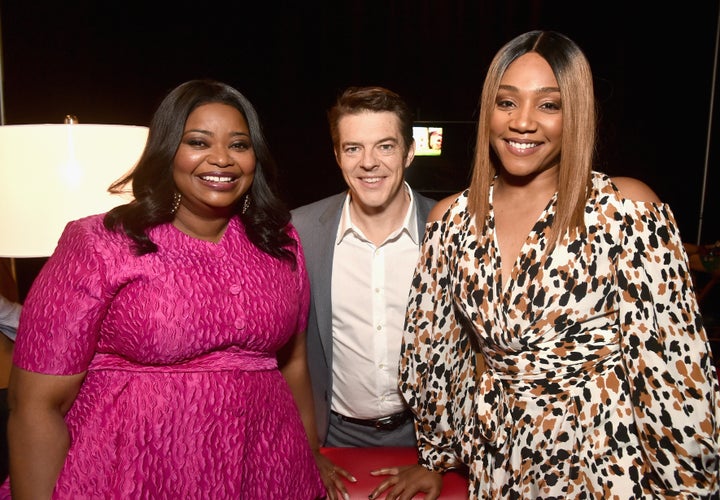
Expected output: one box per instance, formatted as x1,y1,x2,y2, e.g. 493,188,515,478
335,111,414,213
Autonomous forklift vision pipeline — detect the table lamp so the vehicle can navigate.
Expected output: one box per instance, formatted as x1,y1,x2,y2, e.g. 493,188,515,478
0,119,148,258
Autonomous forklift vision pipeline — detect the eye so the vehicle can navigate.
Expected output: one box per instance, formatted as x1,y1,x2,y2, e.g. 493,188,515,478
496,98,515,110
186,138,208,148
231,140,252,151
378,143,396,155
344,145,360,155
539,101,561,112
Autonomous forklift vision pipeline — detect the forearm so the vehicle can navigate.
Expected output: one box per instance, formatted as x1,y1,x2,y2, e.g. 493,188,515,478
281,357,320,451
8,407,70,499
6,367,83,500
279,331,320,452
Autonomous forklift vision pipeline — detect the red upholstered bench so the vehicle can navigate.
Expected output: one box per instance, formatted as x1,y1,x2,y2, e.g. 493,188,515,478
320,447,469,499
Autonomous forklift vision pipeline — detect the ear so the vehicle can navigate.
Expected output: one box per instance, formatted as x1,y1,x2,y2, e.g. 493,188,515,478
404,140,416,169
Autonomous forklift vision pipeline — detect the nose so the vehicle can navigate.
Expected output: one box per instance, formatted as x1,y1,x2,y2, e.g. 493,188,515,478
207,146,234,167
359,148,379,169
508,105,537,133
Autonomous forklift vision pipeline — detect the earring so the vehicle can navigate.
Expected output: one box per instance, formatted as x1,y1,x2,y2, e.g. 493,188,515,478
171,192,181,215
242,194,251,214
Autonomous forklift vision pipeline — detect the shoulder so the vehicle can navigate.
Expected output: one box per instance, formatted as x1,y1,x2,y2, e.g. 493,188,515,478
291,192,346,242
44,214,130,277
291,192,346,219
412,190,438,211
62,213,113,242
73,212,107,228
284,223,302,244
59,213,138,262
427,191,464,223
609,176,661,204
412,190,438,223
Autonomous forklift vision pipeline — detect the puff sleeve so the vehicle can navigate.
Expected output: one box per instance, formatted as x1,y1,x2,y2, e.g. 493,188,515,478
13,216,113,375
617,199,720,496
399,216,477,472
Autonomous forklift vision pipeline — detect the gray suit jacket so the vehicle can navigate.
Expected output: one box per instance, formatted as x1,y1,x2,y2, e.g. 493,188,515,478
291,189,436,445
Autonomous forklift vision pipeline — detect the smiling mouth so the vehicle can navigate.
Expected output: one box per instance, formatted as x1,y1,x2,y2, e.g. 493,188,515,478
507,140,540,150
360,177,381,184
199,174,236,183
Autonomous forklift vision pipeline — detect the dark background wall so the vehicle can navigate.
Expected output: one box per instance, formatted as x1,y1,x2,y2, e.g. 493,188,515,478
2,0,719,247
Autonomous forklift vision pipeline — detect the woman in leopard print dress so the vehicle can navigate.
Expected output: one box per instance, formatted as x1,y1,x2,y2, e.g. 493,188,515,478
397,31,720,499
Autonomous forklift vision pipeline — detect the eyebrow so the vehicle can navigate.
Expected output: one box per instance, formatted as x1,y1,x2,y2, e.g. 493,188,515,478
341,136,399,147
183,129,250,137
498,84,561,94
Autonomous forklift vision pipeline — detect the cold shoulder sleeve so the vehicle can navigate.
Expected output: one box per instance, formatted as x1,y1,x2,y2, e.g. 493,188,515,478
13,216,115,375
399,217,477,472
617,199,720,496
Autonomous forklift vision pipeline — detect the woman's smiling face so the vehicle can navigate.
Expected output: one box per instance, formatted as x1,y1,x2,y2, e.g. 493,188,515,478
490,52,563,179
172,102,255,218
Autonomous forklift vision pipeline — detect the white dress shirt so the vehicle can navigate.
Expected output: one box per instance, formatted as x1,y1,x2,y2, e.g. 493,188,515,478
330,185,420,419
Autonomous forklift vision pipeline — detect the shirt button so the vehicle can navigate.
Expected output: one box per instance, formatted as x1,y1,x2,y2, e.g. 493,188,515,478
229,284,242,295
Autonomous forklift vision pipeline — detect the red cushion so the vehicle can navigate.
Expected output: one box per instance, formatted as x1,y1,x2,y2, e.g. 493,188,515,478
320,447,469,499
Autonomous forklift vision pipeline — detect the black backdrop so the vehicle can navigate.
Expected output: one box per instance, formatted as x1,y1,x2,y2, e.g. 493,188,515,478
2,0,719,245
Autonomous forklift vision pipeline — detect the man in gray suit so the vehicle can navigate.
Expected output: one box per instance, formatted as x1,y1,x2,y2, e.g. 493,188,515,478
291,86,436,497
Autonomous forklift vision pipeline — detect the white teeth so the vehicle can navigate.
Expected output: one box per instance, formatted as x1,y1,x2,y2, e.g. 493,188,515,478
362,177,380,183
201,175,234,183
508,141,537,150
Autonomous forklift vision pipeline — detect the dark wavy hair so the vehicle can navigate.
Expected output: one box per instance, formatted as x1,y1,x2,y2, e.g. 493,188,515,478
104,79,295,263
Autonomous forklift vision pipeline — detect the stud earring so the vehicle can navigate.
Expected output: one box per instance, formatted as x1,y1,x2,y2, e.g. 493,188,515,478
171,192,182,215
242,194,251,214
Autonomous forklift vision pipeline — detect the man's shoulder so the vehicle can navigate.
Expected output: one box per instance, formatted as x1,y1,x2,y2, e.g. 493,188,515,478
290,193,347,239
291,192,346,217
414,191,437,204
412,190,439,213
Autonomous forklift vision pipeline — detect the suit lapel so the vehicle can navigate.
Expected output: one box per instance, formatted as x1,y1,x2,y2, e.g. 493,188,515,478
315,196,344,362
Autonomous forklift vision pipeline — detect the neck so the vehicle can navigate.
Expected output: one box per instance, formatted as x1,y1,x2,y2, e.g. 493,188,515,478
494,168,559,200
349,189,411,245
172,210,231,243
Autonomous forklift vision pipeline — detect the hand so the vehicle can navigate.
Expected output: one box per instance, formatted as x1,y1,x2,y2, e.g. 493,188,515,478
313,449,356,500
368,463,442,500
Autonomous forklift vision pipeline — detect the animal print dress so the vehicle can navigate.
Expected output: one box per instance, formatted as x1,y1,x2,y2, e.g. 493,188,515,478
400,172,720,498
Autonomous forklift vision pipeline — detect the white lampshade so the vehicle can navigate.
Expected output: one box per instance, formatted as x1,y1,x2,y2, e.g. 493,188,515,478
0,123,149,257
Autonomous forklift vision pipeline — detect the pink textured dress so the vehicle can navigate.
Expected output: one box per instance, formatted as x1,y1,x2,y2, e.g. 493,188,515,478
1,214,325,499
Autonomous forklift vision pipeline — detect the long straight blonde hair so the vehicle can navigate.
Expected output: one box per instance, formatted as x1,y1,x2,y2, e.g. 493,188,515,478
468,31,596,247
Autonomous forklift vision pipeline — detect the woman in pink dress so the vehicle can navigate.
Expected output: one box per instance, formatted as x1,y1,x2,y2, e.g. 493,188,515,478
3,79,325,499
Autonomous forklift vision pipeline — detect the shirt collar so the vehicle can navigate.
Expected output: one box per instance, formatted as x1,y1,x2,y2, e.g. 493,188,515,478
336,182,419,245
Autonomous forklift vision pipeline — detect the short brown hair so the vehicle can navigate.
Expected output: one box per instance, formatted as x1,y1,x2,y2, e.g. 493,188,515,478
327,86,415,155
